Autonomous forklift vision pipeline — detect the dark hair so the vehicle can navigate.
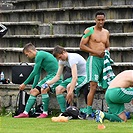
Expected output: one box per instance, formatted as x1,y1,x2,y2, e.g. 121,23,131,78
53,45,66,57
23,42,36,53
95,11,105,18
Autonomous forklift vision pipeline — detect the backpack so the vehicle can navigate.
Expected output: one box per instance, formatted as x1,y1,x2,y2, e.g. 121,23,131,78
13,90,43,117
61,106,79,119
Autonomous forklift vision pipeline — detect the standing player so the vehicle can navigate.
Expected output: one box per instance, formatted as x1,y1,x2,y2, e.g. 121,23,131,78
80,11,111,118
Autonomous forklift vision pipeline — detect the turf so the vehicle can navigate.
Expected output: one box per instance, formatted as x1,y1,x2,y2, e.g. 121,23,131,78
0,115,133,133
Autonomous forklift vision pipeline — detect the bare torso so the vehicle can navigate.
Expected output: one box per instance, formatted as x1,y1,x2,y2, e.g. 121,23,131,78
89,27,109,56
108,70,133,88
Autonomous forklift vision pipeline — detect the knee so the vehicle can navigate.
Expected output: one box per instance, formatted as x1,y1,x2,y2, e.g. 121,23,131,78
41,88,50,94
55,86,64,95
30,88,39,96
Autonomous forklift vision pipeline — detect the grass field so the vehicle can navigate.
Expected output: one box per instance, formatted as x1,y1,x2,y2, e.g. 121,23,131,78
0,115,133,133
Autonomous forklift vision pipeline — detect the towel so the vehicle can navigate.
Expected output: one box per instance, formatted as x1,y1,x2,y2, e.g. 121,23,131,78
99,50,115,89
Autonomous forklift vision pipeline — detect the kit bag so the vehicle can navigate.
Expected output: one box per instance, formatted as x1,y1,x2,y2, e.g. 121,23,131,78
13,90,30,116
61,106,80,119
12,62,33,84
13,90,43,117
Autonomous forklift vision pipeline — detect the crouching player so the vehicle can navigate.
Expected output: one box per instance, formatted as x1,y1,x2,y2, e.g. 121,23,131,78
95,70,133,123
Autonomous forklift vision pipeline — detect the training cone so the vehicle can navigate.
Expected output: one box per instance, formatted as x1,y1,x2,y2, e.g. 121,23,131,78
98,124,105,130
51,116,68,122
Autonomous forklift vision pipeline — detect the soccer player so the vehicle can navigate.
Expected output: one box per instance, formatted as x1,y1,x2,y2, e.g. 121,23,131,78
80,11,112,119
14,43,62,118
46,45,87,113
96,70,133,123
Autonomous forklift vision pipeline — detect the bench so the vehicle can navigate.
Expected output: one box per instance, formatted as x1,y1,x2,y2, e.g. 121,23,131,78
0,83,106,113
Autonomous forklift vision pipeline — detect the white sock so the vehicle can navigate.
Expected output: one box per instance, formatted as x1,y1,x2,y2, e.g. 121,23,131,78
43,111,48,115
23,111,28,114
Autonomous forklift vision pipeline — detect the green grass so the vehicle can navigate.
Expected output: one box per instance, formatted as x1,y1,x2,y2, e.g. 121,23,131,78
0,115,133,133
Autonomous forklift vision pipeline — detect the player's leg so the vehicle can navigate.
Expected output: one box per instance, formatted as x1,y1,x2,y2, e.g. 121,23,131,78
56,78,71,113
14,88,40,118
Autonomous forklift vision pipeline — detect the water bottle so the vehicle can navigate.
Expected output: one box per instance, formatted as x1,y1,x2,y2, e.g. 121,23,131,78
0,72,4,84
1,72,4,80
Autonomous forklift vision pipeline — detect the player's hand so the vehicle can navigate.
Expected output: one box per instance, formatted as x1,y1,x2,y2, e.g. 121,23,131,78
66,91,74,104
19,83,26,90
99,52,105,58
95,51,105,58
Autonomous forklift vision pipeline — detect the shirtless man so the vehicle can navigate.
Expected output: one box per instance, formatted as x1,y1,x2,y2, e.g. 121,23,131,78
95,70,133,123
80,11,110,118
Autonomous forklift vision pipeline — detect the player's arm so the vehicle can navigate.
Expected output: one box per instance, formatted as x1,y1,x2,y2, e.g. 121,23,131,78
32,69,41,89
69,64,77,93
80,29,96,54
46,64,64,85
105,30,110,51
66,64,77,104
23,54,42,85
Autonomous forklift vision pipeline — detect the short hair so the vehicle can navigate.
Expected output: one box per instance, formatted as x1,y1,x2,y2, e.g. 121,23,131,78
95,11,105,18
23,43,36,53
53,45,66,57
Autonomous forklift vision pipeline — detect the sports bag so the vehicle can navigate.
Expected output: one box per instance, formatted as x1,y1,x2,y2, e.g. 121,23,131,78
12,62,33,84
61,106,79,119
13,90,30,116
13,90,43,117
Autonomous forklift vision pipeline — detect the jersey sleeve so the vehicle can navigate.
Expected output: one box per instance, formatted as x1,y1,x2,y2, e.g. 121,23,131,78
24,52,43,85
82,26,94,38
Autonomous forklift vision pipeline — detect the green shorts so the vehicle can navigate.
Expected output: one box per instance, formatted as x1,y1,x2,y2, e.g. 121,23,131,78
105,87,133,115
37,73,62,93
59,76,87,96
86,56,104,83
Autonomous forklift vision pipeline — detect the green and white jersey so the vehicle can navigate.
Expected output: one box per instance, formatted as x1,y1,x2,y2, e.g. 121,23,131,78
24,51,58,87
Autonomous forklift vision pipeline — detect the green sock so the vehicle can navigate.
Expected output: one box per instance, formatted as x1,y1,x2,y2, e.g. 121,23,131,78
87,106,93,115
104,112,123,122
56,94,66,112
25,95,36,113
42,94,49,112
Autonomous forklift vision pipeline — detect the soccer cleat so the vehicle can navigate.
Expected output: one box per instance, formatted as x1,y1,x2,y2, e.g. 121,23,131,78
86,113,95,120
14,113,29,118
95,110,104,123
37,113,48,118
125,112,131,119
78,112,95,120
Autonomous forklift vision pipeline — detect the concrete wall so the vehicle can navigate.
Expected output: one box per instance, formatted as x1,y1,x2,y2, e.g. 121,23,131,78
0,84,132,113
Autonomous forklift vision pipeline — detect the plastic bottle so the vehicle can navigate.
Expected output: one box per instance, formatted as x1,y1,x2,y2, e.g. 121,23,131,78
0,72,4,84
1,72,4,80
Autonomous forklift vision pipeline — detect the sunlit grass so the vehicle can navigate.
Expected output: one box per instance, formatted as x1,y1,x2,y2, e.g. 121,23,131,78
0,115,133,133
